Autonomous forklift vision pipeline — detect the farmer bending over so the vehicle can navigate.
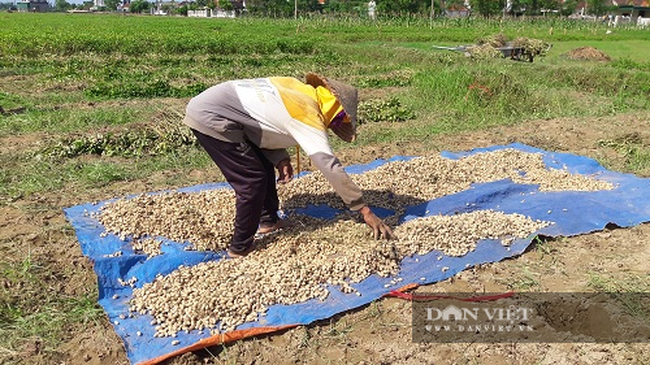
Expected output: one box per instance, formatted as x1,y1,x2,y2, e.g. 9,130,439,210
184,73,395,258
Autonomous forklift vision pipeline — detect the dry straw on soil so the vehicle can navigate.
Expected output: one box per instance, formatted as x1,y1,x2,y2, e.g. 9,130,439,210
98,149,614,338
563,47,612,62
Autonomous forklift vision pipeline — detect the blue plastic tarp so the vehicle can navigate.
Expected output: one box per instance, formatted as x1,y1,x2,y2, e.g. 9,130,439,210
63,143,650,365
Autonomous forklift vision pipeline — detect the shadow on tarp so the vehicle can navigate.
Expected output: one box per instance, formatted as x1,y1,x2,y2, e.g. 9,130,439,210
286,189,428,220
62,143,650,365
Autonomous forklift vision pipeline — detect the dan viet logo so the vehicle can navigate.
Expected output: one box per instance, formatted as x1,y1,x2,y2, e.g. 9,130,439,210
424,304,535,333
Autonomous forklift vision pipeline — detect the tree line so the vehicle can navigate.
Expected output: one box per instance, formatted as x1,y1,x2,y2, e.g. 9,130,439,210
6,0,617,18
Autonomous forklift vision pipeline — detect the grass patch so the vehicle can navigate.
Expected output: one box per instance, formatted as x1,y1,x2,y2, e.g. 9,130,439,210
507,267,542,291
42,110,198,158
0,92,30,112
588,273,650,322
86,79,208,100
409,60,648,128
0,295,104,353
0,251,104,360
358,97,415,124
598,132,650,175
0,148,213,200
549,40,650,64
0,105,153,136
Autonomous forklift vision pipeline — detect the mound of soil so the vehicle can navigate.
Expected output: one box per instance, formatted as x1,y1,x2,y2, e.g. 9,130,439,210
564,47,611,61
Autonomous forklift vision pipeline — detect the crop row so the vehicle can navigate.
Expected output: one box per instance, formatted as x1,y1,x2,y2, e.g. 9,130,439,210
1,14,319,56
3,13,650,58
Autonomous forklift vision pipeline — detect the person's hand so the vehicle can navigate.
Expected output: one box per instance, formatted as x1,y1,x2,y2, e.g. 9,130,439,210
359,205,396,240
276,158,294,184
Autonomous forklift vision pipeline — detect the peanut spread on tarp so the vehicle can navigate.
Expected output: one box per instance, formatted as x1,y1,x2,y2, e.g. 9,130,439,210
97,149,613,337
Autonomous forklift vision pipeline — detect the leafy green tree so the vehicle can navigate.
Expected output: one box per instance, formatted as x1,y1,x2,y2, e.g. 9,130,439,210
219,0,234,10
559,0,577,16
247,0,293,17
323,0,357,13
162,2,177,13
472,0,503,17
104,0,121,10
55,0,72,11
379,0,430,16
130,0,151,12
299,0,323,13
586,0,615,16
539,0,558,11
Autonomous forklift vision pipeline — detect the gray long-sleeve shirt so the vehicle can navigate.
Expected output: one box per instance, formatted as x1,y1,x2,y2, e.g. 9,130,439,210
184,77,365,211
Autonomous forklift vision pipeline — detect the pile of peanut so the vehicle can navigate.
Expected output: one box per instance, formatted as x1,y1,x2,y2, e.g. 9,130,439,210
129,211,550,337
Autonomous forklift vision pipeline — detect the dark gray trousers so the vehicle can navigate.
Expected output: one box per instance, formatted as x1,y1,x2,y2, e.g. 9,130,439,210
191,129,279,254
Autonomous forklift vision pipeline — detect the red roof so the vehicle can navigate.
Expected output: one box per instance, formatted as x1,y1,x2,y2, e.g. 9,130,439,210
447,4,469,11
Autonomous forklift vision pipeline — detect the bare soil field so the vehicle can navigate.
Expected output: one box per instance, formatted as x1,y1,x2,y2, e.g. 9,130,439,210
2,112,649,365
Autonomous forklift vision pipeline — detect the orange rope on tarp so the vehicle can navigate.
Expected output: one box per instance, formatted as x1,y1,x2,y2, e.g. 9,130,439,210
384,283,515,302
137,324,298,365
384,282,420,294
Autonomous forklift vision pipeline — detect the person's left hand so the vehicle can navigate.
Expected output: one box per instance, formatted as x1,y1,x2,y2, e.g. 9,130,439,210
276,158,294,184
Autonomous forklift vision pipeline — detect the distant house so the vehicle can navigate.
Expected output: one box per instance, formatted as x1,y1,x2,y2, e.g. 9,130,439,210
213,8,236,17
616,0,650,20
15,0,49,12
187,6,236,18
187,7,212,17
613,0,650,26
445,3,470,18
117,0,131,12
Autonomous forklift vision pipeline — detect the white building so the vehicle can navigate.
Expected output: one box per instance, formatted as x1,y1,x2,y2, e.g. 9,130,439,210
187,8,211,17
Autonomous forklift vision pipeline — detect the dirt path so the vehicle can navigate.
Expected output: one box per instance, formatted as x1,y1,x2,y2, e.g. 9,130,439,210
3,112,649,365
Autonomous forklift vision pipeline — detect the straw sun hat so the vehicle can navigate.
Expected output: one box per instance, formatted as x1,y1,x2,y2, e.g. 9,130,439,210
305,73,358,143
